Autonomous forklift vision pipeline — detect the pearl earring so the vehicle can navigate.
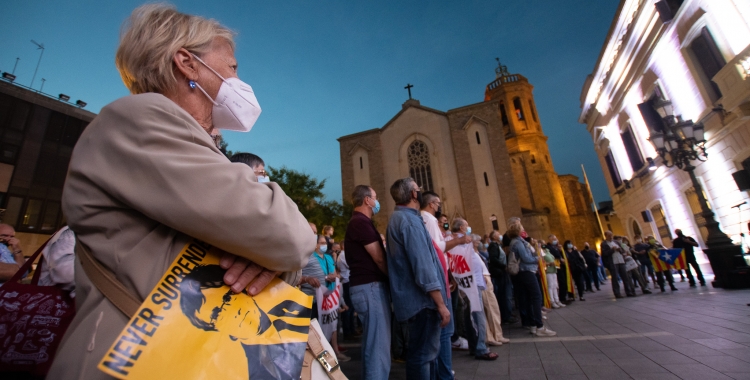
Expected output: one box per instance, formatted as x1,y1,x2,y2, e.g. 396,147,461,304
189,80,196,89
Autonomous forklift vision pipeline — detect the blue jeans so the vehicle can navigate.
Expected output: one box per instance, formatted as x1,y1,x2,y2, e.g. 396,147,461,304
406,308,441,380
471,308,489,356
351,282,392,380
341,282,354,337
437,306,454,380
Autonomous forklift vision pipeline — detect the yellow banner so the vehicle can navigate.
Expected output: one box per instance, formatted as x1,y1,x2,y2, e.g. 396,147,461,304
97,240,313,379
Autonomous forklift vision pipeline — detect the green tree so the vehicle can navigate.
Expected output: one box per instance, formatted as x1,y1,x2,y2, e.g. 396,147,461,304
267,166,351,241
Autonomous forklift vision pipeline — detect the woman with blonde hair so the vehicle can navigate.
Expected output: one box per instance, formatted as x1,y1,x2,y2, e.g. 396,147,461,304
48,4,314,379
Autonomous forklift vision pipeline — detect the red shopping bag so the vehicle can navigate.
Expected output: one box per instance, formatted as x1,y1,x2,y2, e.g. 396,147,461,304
0,238,75,378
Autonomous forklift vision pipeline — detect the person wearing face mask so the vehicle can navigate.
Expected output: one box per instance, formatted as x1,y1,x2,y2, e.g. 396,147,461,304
419,191,472,378
547,235,572,304
48,5,316,378
229,152,270,182
633,236,656,287
564,240,587,301
345,185,390,379
601,231,635,298
439,215,451,237
386,178,452,379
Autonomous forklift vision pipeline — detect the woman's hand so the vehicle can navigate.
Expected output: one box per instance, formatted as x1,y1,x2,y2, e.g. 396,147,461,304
220,252,279,295
325,273,339,282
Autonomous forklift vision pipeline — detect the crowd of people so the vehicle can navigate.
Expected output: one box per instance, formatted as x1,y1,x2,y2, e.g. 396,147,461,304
304,177,708,380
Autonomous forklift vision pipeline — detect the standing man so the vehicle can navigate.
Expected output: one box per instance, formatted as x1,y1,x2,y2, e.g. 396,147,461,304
421,191,470,380
345,185,390,380
673,229,706,287
580,243,601,291
0,224,24,285
387,178,451,380
601,231,634,298
488,230,517,324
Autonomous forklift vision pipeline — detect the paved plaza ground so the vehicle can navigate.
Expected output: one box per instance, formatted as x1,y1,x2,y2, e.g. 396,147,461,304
338,276,750,380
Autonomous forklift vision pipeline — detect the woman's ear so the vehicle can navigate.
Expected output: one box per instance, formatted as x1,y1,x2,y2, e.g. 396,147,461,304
173,48,198,81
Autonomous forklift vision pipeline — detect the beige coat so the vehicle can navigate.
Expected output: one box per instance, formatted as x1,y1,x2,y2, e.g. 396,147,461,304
48,93,315,379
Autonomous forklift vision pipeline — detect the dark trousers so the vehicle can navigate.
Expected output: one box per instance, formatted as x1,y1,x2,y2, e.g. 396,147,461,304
405,308,441,380
656,270,675,290
492,274,513,322
450,287,466,342
571,269,585,298
341,282,354,337
557,265,569,302
511,274,528,326
685,256,705,285
515,271,543,328
586,265,600,290
607,262,634,296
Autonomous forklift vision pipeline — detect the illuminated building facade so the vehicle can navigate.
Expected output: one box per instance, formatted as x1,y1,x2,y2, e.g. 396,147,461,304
579,0,750,273
339,66,601,246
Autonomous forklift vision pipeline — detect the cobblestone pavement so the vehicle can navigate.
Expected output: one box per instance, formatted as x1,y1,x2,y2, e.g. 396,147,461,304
338,276,750,379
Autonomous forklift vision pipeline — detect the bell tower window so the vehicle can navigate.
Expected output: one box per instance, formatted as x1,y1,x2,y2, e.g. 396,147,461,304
513,97,524,121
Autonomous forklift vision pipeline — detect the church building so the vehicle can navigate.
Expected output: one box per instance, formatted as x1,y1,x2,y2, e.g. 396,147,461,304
338,63,601,245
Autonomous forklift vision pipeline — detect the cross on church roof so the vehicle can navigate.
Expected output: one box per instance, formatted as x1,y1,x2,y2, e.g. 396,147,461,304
404,83,414,99
495,58,510,78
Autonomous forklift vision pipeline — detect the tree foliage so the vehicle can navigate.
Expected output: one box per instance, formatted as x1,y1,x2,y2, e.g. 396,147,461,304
267,166,351,241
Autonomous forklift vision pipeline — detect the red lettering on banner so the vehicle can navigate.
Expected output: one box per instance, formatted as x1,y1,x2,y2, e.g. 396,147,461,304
449,255,470,274
321,288,340,311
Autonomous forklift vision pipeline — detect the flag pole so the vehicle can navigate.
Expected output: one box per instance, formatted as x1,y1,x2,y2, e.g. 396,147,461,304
582,164,606,240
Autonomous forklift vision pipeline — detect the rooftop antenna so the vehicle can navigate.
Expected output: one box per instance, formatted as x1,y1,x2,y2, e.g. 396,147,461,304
30,40,45,89
39,78,46,93
12,57,19,75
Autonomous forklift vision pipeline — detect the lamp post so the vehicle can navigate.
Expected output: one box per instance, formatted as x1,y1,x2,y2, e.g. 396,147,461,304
647,99,747,288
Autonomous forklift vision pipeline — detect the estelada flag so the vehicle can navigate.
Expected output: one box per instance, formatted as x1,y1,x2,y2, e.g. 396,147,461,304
650,248,687,272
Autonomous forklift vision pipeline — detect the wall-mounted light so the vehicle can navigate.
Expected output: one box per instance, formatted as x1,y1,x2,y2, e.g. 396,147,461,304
647,157,657,171
2,72,16,82
76,100,87,108
59,94,70,102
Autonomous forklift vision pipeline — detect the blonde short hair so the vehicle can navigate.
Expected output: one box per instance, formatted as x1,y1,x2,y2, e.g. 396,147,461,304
116,4,235,95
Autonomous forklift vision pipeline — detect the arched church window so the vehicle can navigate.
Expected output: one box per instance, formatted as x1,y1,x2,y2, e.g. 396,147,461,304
359,157,363,169
632,220,642,237
407,140,434,192
513,97,524,120
531,155,536,164
476,132,481,145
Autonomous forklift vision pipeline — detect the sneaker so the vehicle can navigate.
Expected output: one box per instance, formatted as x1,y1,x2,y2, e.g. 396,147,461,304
542,315,547,320
529,326,537,335
552,303,560,309
541,310,548,316
451,337,469,350
535,327,557,337
496,337,510,343
558,302,566,308
337,352,351,362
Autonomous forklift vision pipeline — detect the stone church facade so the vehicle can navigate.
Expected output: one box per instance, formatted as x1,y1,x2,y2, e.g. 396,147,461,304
338,66,601,245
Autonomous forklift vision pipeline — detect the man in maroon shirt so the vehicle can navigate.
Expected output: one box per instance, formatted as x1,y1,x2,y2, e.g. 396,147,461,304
345,185,390,380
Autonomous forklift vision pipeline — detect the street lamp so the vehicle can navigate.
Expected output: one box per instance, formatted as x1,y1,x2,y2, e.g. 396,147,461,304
646,99,747,288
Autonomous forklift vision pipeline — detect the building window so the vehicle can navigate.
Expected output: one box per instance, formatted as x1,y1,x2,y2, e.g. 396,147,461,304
632,220,642,237
513,97,524,121
650,203,673,247
475,131,481,145
621,124,645,171
407,140,434,192
604,150,622,188
688,27,726,102
359,156,363,169
484,172,489,186
528,99,537,122
531,155,536,164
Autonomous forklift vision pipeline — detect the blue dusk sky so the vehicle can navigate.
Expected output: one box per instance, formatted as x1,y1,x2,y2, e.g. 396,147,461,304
0,0,620,205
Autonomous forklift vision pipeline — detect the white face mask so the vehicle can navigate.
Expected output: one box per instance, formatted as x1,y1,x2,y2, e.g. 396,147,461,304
257,176,270,183
319,245,327,253
191,54,261,132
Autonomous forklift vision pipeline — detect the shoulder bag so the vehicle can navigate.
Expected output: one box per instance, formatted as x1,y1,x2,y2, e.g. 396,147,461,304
0,237,74,379
506,238,520,276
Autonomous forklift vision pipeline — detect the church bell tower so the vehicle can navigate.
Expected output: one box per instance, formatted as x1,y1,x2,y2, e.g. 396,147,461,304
484,59,573,241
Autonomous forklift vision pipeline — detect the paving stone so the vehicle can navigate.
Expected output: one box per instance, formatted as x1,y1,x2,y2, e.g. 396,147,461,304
692,355,750,373
720,347,750,363
643,350,699,365
614,358,670,374
692,337,748,350
662,363,735,380
724,373,750,380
